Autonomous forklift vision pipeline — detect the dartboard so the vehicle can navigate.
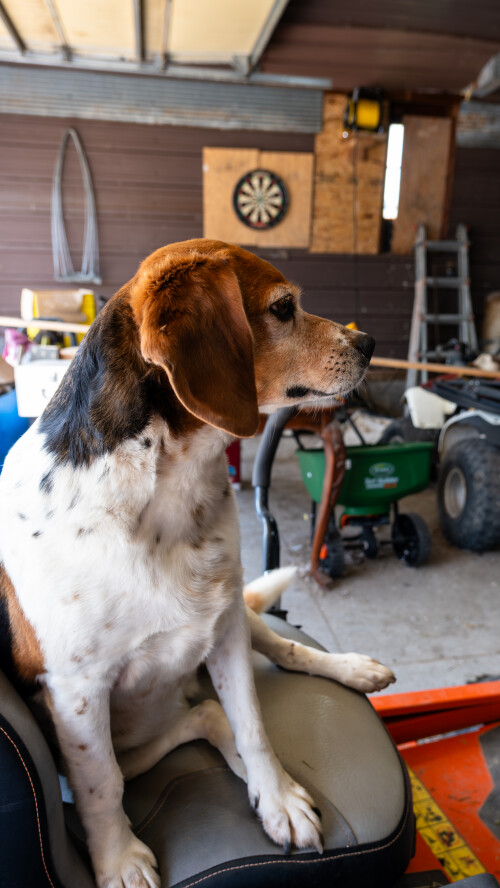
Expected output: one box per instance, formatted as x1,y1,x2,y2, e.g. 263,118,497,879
233,169,288,230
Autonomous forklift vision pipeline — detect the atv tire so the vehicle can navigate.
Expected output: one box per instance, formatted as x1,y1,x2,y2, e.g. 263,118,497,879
379,417,439,445
392,512,431,567
438,438,500,552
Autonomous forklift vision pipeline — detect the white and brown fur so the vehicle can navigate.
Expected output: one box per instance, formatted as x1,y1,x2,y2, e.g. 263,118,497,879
0,240,394,888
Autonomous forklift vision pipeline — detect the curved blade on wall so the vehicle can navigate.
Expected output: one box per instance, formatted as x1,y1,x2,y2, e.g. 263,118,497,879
51,127,102,284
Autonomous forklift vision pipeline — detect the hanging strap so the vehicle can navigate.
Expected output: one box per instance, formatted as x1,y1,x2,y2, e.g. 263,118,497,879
51,127,101,284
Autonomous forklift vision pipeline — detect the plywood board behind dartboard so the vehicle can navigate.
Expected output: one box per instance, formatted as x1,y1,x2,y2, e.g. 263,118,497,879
202,147,314,248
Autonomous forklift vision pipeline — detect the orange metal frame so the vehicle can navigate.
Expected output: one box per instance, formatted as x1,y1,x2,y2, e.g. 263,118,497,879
374,682,500,880
373,681,500,745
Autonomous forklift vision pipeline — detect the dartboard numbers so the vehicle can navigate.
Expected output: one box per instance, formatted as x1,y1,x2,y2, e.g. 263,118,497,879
233,169,289,230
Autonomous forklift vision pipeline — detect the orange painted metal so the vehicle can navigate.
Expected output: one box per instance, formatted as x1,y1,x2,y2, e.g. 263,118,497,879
402,726,500,879
373,683,500,879
373,681,500,744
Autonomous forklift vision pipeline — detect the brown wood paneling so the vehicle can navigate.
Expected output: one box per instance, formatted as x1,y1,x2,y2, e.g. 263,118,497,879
278,0,500,42
1,113,498,362
0,114,314,312
447,147,500,338
261,22,498,93
392,116,452,254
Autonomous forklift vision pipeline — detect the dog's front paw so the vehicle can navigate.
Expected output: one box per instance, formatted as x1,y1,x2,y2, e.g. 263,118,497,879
250,769,323,854
340,653,396,692
95,834,160,888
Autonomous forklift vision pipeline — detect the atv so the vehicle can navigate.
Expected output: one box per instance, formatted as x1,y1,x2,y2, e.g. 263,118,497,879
405,378,500,552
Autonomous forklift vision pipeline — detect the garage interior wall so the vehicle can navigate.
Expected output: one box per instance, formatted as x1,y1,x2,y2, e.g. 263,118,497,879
0,113,499,359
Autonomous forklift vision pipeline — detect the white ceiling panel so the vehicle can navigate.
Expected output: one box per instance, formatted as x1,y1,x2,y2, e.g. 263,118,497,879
3,0,58,48
56,0,136,58
169,0,279,56
0,0,291,72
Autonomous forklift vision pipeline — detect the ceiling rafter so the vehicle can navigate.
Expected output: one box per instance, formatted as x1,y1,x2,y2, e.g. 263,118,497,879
133,0,145,63
0,0,26,54
44,0,72,60
162,0,173,68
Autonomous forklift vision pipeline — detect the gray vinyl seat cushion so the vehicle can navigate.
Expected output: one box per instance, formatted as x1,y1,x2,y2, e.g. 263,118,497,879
0,616,414,887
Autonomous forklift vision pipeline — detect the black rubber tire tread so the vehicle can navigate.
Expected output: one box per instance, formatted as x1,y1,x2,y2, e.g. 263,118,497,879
321,525,346,579
438,438,500,552
378,417,439,445
361,527,379,559
392,512,431,567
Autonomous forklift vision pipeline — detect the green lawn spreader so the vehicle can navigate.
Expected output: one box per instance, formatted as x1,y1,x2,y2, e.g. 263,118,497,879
296,432,434,583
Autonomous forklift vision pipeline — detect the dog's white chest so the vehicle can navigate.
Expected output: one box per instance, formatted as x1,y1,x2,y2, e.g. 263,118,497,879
0,421,240,679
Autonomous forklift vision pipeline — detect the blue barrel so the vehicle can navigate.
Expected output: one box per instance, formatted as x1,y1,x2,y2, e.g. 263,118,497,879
0,389,29,468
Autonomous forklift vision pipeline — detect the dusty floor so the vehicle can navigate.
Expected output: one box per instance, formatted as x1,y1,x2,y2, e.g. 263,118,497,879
235,431,500,696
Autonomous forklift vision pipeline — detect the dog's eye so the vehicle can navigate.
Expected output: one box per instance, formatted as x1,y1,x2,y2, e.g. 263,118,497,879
270,296,295,322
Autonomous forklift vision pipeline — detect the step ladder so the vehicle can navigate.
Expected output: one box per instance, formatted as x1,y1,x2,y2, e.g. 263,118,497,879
406,224,477,388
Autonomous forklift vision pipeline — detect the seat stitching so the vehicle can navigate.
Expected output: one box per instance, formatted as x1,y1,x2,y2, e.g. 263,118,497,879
135,766,351,844
179,797,411,888
0,725,56,888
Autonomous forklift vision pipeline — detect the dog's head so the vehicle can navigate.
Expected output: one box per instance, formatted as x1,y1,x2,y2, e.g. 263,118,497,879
130,239,374,438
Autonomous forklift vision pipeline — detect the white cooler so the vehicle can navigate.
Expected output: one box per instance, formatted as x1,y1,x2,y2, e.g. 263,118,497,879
14,360,70,418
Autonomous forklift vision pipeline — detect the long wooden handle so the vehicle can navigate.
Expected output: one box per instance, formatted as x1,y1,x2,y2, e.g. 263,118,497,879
1,315,498,380
370,356,500,380
0,315,91,334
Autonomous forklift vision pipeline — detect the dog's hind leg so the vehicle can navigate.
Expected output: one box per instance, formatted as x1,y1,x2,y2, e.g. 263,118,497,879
246,607,396,693
117,699,246,781
46,676,160,888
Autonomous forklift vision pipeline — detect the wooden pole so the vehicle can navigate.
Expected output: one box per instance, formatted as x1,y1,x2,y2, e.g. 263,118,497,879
0,316,498,381
370,356,500,381
0,315,91,335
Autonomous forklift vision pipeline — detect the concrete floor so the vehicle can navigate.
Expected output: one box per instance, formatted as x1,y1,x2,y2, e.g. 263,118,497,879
235,432,500,696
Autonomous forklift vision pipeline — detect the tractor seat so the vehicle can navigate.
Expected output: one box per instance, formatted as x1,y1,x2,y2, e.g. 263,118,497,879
0,616,414,887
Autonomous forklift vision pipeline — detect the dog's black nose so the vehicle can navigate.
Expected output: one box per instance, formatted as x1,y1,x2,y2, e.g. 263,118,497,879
355,334,376,361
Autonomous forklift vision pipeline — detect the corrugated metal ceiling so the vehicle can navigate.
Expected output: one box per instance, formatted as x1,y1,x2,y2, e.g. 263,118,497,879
0,64,325,132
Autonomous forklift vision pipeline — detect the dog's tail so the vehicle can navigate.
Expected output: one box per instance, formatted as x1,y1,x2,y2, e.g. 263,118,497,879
243,566,297,614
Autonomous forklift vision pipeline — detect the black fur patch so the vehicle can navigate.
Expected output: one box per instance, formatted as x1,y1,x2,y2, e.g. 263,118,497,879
286,385,331,399
38,295,193,469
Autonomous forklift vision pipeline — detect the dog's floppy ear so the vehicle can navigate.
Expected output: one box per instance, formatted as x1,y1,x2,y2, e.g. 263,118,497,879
131,250,259,437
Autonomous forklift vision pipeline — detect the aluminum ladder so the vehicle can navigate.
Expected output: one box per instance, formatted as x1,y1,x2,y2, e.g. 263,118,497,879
406,224,477,387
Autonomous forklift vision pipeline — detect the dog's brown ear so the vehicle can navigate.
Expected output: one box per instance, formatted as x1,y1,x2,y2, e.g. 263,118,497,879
131,251,259,437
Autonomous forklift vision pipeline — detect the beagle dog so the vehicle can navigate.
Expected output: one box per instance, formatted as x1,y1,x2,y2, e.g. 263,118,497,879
0,239,394,888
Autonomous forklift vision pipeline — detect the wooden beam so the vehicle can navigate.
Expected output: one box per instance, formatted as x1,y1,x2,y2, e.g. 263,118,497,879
370,355,500,380
0,1,27,53
43,0,72,60
133,0,145,63
0,316,90,335
392,115,452,254
1,317,497,380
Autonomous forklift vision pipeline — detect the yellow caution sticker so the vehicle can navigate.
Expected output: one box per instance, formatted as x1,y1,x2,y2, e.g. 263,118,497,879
408,766,486,881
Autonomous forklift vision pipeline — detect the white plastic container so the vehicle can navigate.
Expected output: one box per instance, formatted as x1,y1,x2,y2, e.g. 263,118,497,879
14,360,71,417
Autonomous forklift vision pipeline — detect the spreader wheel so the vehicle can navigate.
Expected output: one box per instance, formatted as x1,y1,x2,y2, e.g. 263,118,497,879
361,526,379,559
392,512,431,567
320,528,345,579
